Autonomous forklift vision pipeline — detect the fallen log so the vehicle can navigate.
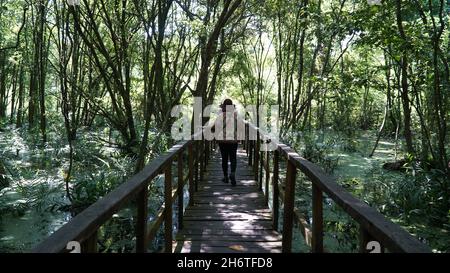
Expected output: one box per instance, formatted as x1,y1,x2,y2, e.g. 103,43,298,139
382,159,407,171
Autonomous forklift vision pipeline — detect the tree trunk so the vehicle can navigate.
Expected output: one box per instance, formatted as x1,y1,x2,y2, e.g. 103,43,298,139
16,64,24,128
395,0,414,155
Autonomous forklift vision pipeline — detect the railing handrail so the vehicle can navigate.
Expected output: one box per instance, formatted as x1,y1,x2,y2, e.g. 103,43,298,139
31,122,214,253
245,121,431,253
31,140,193,253
32,118,430,253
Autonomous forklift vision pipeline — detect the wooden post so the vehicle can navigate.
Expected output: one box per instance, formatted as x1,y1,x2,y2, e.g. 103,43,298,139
208,141,211,163
312,184,323,253
245,123,249,156
282,160,296,253
264,150,270,205
254,132,260,180
272,150,279,231
178,153,184,230
188,143,194,206
359,226,371,253
164,163,173,253
259,147,263,191
200,140,204,182
204,140,208,167
81,230,98,253
195,141,199,191
136,186,148,252
359,226,384,253
249,140,253,166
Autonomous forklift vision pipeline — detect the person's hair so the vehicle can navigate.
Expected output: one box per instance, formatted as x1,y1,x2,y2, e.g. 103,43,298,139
221,98,234,112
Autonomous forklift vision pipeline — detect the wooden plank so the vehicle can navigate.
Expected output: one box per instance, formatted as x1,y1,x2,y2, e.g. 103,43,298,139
183,220,273,230
185,208,272,214
195,187,259,193
183,214,271,221
193,192,262,198
175,234,282,242
184,211,272,217
207,161,251,166
193,193,265,201
164,164,173,253
176,240,281,252
174,244,281,253
199,181,257,188
185,208,271,214
178,229,280,237
206,159,249,165
200,179,257,184
202,172,255,177
188,203,268,209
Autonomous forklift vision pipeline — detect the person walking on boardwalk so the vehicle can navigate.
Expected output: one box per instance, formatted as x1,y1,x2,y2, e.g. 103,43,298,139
216,99,240,186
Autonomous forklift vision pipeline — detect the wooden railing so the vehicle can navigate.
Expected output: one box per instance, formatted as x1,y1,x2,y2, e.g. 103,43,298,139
32,119,431,253
32,128,212,253
243,121,431,253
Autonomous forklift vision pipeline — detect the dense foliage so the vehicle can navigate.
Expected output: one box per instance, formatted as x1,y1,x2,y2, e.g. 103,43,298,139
0,0,448,252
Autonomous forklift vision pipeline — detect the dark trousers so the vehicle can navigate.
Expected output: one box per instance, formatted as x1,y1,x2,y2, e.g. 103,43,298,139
218,143,238,177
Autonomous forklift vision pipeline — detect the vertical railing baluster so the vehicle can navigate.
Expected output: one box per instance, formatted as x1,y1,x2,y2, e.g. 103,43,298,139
195,141,199,191
164,162,173,253
282,160,296,253
178,153,184,230
249,139,253,166
359,226,371,253
255,131,260,184
259,140,263,191
188,143,194,206
359,226,384,253
136,185,148,253
81,230,98,253
245,123,249,156
204,139,208,167
312,184,323,253
272,150,279,231
200,140,204,182
264,149,270,205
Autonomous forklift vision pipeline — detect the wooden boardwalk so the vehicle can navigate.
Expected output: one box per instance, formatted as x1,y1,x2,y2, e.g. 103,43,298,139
32,121,431,253
173,145,282,253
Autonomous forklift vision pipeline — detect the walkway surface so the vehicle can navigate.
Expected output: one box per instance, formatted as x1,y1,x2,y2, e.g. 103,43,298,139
172,146,282,253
